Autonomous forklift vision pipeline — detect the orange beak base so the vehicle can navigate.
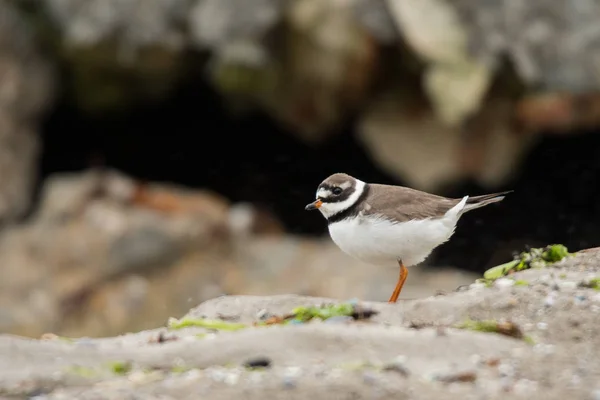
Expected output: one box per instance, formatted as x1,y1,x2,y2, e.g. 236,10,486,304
305,199,323,211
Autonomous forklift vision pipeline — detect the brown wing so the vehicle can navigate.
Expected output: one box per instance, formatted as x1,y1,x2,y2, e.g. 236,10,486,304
360,184,460,222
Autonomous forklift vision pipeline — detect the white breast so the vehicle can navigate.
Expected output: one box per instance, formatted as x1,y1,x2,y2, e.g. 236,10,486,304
327,198,467,267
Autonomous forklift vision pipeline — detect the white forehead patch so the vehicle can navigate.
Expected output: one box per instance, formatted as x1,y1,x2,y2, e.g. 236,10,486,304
316,188,332,198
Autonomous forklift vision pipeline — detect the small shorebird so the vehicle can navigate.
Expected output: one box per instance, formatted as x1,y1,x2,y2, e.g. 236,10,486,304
305,173,511,303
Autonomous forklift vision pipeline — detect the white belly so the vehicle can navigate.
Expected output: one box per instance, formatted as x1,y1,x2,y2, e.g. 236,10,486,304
327,214,458,267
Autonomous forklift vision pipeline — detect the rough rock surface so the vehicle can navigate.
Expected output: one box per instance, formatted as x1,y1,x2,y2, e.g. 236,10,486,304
0,1,53,222
1,248,599,399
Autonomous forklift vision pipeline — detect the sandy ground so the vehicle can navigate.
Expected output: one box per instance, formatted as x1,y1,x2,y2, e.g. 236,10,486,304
1,249,600,400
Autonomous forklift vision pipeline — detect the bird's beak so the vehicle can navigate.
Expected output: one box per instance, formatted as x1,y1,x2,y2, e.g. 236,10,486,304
305,199,323,211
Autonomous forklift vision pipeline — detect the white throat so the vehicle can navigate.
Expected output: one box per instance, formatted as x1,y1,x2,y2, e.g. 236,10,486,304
318,179,366,219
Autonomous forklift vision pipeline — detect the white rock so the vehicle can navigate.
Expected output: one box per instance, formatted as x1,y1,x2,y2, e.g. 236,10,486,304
469,282,487,290
494,278,515,289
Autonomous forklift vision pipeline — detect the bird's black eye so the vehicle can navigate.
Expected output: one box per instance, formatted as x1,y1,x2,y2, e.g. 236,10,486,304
332,187,343,195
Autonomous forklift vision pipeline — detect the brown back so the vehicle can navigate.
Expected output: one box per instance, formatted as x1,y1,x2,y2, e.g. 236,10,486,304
361,183,460,222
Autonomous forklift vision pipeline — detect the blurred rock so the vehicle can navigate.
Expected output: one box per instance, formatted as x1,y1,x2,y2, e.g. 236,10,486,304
12,0,600,193
357,92,538,192
208,0,379,141
16,0,600,132
42,0,188,113
453,0,600,93
45,0,189,48
351,0,398,44
188,0,284,50
0,1,53,222
515,92,600,135
39,0,379,139
0,169,234,337
386,0,492,127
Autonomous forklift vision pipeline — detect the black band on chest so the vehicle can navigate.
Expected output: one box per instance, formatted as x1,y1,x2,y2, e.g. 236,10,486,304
327,184,371,224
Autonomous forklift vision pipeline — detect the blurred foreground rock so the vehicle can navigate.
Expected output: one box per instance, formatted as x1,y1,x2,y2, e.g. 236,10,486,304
1,249,600,399
0,169,477,338
0,169,233,338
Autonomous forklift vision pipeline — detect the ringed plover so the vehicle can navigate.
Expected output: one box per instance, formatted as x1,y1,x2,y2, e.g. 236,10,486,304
305,173,511,302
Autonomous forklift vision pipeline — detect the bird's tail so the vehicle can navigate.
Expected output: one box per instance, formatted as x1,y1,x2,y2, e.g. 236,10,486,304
461,190,513,213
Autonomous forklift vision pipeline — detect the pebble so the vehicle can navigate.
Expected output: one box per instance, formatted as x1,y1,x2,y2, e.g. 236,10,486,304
283,367,302,389
431,369,477,383
499,376,514,392
513,378,539,395
128,371,151,384
533,343,555,355
543,294,556,307
469,354,482,365
29,393,53,400
538,275,554,285
536,322,548,330
494,278,515,289
256,309,273,320
224,372,240,386
204,367,242,386
207,368,231,383
284,366,302,378
184,369,202,381
75,337,96,348
498,362,515,378
469,282,487,290
243,357,272,369
362,371,378,385
388,355,407,365
282,376,297,389
383,355,410,376
247,372,263,385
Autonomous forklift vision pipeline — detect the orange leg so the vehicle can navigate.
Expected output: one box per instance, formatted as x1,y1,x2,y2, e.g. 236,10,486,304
388,260,408,303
